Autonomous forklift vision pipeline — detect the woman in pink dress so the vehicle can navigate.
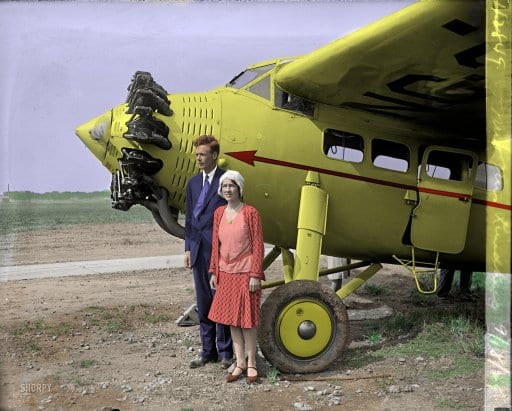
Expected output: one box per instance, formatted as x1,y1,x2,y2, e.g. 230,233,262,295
208,170,265,384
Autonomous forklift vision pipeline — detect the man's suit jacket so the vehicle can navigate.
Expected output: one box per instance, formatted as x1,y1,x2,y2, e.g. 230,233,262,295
185,168,227,267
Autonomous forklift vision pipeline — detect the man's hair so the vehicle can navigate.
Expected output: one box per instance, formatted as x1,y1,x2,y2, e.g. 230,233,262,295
193,135,220,155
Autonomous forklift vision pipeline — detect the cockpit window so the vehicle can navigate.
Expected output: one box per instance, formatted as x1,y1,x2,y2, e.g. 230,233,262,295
247,75,271,100
227,64,275,89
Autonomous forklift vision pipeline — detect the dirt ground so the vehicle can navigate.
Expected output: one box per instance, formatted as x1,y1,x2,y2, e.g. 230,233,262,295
0,223,486,411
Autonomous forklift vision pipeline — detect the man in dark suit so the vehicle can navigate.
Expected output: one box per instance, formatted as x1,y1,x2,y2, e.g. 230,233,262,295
184,135,233,368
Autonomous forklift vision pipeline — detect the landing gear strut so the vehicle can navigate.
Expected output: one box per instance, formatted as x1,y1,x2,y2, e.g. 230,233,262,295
258,171,383,372
259,171,350,372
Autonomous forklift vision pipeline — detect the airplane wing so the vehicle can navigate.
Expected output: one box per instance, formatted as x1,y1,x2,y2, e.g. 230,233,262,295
274,0,485,144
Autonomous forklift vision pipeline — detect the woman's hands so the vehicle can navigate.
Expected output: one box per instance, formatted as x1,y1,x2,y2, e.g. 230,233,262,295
210,274,217,289
211,275,260,291
249,277,261,292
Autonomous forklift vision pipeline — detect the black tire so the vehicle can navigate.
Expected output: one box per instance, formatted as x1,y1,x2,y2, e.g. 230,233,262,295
258,280,350,374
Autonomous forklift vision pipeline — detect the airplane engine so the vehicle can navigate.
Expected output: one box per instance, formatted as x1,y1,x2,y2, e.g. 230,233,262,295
110,147,163,212
116,72,185,238
77,71,185,239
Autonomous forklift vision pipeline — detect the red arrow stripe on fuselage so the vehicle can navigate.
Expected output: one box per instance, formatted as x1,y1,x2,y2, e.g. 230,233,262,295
472,198,512,210
225,151,512,211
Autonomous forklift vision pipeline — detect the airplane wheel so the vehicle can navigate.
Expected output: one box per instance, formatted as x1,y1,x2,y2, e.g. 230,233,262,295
258,280,349,374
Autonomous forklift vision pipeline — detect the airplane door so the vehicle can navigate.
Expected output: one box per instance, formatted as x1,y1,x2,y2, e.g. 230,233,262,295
411,146,478,254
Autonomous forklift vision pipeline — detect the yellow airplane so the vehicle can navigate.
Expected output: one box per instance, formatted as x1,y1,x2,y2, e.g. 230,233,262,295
76,0,511,373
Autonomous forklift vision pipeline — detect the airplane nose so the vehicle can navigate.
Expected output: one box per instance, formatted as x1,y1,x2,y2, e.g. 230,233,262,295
75,110,112,164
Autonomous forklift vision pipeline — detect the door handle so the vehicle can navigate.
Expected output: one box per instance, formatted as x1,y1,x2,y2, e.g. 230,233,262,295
404,189,418,205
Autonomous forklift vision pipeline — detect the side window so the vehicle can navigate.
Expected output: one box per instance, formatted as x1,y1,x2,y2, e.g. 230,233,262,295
421,150,474,181
323,129,364,163
247,75,271,100
475,162,503,191
372,139,410,172
275,87,315,116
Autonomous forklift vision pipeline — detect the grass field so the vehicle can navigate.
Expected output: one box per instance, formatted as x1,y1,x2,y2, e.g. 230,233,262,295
0,194,154,234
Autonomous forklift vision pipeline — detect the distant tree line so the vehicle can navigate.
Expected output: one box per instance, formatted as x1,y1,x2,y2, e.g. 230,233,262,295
4,191,111,201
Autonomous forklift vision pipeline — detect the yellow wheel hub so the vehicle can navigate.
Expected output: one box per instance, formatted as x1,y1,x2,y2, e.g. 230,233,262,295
277,298,333,358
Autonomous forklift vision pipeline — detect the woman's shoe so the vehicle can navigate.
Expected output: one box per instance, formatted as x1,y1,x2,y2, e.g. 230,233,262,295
226,366,246,383
246,367,258,384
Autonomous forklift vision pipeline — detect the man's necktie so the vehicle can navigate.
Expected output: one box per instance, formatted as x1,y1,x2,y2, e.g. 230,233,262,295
193,176,210,219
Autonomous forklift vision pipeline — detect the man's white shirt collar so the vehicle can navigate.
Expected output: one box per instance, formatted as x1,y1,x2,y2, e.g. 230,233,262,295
203,167,217,184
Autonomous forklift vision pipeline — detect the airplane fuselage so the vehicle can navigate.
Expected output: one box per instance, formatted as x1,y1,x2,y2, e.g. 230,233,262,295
76,61,509,273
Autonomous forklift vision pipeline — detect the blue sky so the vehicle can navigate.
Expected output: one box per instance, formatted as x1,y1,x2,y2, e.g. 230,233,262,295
0,0,413,193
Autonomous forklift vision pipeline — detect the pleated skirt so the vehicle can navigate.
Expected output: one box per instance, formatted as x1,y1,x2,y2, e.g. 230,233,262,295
208,271,261,328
